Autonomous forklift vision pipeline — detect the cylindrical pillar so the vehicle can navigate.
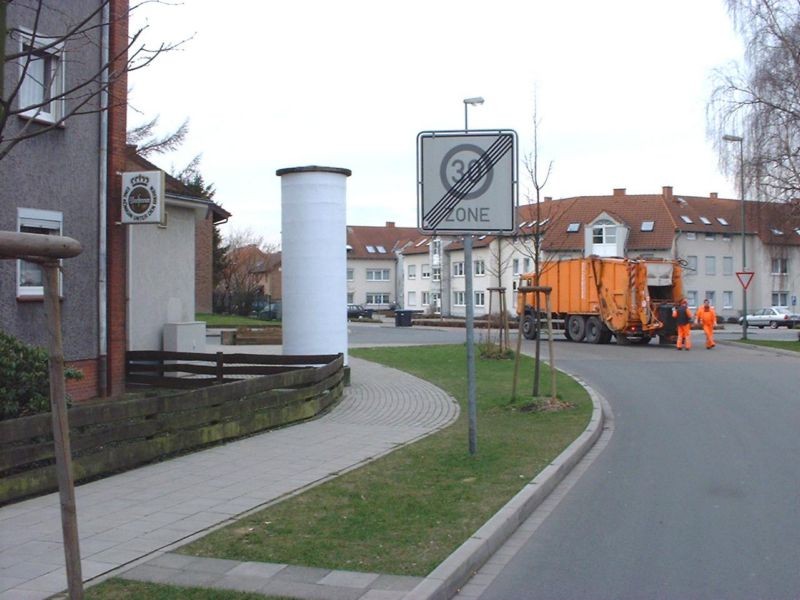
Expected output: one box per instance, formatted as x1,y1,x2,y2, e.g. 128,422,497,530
277,166,351,364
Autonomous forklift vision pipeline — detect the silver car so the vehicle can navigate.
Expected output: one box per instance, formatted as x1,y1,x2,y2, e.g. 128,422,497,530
739,306,800,329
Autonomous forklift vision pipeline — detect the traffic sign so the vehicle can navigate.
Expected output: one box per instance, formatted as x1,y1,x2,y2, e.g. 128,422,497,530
417,130,517,234
736,271,754,289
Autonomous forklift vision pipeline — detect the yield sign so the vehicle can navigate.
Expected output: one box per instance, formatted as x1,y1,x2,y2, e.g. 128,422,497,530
736,271,755,289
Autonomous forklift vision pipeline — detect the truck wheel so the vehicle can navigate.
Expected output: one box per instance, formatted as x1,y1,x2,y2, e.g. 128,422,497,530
522,315,538,340
584,316,603,344
567,315,585,342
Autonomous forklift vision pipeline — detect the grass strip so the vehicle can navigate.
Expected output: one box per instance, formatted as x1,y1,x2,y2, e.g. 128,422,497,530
175,344,591,576
196,313,279,328
738,339,800,352
85,578,290,599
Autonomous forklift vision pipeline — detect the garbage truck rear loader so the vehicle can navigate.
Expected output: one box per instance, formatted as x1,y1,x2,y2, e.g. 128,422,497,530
517,256,684,345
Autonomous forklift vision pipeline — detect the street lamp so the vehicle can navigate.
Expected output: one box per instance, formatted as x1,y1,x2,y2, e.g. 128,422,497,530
463,96,484,131
723,133,747,340
463,96,483,455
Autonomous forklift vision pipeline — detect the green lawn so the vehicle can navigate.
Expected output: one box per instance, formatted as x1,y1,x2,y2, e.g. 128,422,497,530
738,338,800,352
195,313,280,328
175,344,591,576
85,579,291,599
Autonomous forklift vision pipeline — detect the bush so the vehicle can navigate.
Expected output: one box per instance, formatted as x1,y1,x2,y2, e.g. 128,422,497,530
0,331,82,421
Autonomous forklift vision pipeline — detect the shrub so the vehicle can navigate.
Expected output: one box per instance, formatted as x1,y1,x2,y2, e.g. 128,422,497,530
0,331,82,421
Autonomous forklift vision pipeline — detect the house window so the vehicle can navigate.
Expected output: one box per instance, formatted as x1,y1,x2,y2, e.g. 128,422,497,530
705,291,715,305
474,260,485,276
723,291,733,309
686,255,698,274
431,239,442,256
686,290,698,307
422,291,430,306
722,233,732,241
407,264,416,279
771,258,788,274
474,291,485,307
432,266,441,281
705,256,716,276
512,258,520,275
407,291,416,307
567,222,580,233
347,292,354,303
592,220,616,244
366,268,390,281
641,221,655,232
700,216,712,225
453,261,464,277
686,232,696,240
705,232,715,241
722,256,733,276
18,32,65,123
772,291,789,306
421,263,431,279
346,268,354,281
366,292,390,305
523,258,532,272
680,215,693,224
453,291,466,306
17,208,63,297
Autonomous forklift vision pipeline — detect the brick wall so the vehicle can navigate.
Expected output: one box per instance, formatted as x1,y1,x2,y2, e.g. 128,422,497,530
105,0,130,397
195,214,213,313
65,359,100,402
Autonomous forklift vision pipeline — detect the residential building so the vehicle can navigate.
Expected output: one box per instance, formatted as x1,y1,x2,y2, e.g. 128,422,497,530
345,222,419,309
1,0,130,400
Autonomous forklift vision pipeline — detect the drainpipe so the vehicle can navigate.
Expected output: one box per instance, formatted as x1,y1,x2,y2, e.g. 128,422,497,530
97,1,109,397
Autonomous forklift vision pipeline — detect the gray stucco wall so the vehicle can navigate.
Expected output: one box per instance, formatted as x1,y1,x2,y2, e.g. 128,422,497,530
0,1,102,360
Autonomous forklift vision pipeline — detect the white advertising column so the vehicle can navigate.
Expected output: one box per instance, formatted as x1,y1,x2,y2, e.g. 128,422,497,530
277,166,351,364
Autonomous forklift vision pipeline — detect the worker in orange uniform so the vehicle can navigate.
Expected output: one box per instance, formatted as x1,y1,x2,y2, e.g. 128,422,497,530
672,298,693,350
695,298,717,348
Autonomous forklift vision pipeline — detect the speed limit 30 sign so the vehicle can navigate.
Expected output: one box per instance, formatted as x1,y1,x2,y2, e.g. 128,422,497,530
417,130,518,234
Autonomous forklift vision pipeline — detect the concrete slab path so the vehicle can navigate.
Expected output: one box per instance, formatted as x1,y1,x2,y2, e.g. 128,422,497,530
0,356,459,599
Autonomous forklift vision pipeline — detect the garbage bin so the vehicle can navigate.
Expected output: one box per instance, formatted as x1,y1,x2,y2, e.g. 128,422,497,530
395,310,413,327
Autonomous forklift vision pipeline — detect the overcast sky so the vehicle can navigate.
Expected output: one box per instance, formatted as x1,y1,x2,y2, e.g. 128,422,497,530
128,1,744,246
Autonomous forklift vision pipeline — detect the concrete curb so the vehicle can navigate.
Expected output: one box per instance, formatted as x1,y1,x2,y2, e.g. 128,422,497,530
722,339,800,358
403,379,605,600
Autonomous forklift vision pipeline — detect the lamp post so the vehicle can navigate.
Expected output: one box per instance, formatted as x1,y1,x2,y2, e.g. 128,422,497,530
723,133,747,340
463,96,483,455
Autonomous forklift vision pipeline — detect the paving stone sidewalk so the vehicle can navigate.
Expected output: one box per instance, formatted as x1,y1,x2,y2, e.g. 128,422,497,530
0,356,459,600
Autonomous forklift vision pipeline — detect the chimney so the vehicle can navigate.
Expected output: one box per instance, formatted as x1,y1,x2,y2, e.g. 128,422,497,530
613,188,626,197
385,221,395,227
710,192,718,199
662,186,673,201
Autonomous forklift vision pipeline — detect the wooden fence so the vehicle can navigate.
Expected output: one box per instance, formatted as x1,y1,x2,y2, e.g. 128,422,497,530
0,352,344,505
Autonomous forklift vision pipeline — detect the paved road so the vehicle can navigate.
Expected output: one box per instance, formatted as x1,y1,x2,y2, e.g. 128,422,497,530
459,334,800,600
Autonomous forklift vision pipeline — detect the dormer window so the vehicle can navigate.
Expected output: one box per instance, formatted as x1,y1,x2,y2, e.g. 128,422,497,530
680,215,693,224
717,217,729,226
699,216,712,225
641,221,655,232
566,222,580,233
366,245,376,253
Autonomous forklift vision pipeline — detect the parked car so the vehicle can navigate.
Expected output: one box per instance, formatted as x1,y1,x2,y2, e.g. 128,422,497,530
347,304,374,319
738,306,800,329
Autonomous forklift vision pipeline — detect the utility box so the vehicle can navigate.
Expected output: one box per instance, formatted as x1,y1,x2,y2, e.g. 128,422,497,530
163,322,206,352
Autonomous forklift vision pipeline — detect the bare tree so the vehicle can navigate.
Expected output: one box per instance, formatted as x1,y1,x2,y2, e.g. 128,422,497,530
1,0,187,161
708,0,800,204
219,229,279,316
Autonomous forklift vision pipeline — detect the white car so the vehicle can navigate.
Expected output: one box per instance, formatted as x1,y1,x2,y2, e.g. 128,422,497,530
739,306,800,329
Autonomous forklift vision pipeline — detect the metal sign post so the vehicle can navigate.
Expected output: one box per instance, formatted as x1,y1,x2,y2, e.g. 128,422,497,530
417,129,518,455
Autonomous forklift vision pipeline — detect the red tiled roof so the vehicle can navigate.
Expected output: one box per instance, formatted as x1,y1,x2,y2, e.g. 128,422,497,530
346,222,420,259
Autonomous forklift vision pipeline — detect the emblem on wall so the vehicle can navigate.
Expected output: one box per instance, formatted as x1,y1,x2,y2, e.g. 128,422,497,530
121,171,165,225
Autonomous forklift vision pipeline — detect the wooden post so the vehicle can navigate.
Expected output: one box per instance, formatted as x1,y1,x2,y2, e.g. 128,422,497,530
42,261,84,600
216,352,225,383
545,290,557,400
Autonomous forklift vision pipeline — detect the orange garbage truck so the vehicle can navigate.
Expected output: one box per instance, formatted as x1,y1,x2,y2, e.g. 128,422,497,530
517,256,685,345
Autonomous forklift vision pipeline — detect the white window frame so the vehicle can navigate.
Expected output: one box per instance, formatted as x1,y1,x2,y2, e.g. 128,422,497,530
722,256,733,276
366,292,390,305
686,290,698,308
474,260,485,276
474,291,485,307
366,268,390,281
705,256,716,276
772,291,789,306
723,291,733,309
421,263,431,279
771,257,788,275
453,261,465,277
407,291,417,307
687,255,698,274
346,268,354,281
18,31,65,124
407,264,416,280
432,266,441,282
17,208,63,297
686,232,696,240
705,291,715,305
422,291,430,306
453,291,466,306
512,258,520,275
347,292,354,303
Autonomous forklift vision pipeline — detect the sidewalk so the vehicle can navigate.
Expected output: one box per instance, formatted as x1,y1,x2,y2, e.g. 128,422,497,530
0,355,459,600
